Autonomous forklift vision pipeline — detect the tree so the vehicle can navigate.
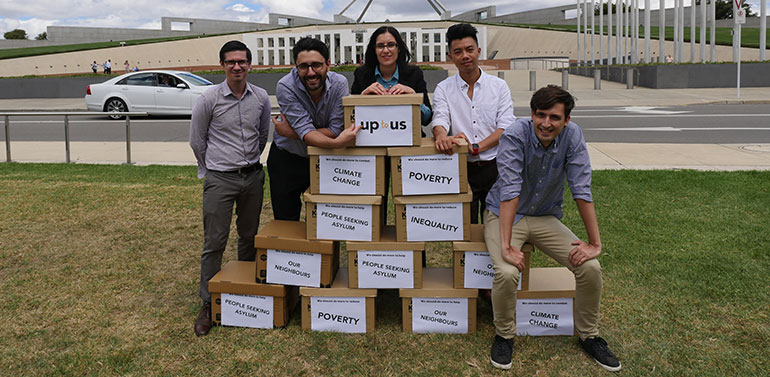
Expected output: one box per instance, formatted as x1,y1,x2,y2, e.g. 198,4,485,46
35,32,47,40
4,29,28,40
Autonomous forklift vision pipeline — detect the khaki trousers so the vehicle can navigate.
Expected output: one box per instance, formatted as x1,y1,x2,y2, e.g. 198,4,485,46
483,210,602,340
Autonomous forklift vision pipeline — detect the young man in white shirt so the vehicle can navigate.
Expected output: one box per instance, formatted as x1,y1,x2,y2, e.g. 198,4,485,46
432,23,516,224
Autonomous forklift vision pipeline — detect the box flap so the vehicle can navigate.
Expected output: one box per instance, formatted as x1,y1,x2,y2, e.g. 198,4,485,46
347,226,425,251
254,220,337,254
388,137,467,156
208,261,289,296
304,191,383,205
517,267,576,299
300,268,378,297
308,146,388,156
394,189,472,204
399,268,477,298
343,93,423,106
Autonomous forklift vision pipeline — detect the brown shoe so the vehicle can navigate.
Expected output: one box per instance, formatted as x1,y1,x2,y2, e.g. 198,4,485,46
194,303,212,336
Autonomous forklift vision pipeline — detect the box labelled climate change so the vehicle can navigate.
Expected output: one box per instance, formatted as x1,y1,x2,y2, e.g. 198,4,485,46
394,190,472,242
346,226,425,289
400,268,478,334
254,220,339,288
305,191,382,242
517,267,577,336
452,224,532,290
308,146,387,196
208,261,298,329
300,268,377,333
388,138,468,196
343,94,422,147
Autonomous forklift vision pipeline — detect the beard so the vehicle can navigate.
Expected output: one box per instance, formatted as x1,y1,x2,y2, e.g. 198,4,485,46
301,72,326,93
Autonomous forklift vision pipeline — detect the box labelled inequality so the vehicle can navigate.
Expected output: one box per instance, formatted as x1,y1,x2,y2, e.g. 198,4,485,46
394,190,471,242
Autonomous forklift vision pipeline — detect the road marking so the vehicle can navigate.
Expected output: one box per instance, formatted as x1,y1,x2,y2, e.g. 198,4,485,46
616,106,692,115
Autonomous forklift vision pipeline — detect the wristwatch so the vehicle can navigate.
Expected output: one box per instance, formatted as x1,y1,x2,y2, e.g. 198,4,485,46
471,143,480,156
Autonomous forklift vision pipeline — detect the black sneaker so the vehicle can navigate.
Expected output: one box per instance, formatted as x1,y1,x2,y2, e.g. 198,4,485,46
579,336,622,372
490,335,514,370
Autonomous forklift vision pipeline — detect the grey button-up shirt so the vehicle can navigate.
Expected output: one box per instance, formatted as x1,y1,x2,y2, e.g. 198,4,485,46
485,118,593,223
273,69,349,158
189,81,271,178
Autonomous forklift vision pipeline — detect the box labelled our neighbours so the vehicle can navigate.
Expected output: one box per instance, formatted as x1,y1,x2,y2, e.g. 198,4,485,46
300,268,377,333
346,226,425,289
394,190,472,242
452,224,532,290
304,191,382,242
343,93,422,147
399,268,478,334
308,146,387,196
388,138,468,196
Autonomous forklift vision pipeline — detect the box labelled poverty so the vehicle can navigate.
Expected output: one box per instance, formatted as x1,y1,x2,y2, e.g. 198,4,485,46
346,226,425,289
516,267,577,336
394,190,472,242
400,268,478,333
300,268,377,333
254,220,339,288
308,146,387,196
388,138,468,196
209,260,298,329
305,191,382,242
452,224,533,290
343,93,422,147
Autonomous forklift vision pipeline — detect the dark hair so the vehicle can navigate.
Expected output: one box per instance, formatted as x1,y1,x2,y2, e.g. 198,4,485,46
219,40,251,62
363,26,411,71
530,85,575,117
446,23,478,50
292,37,330,62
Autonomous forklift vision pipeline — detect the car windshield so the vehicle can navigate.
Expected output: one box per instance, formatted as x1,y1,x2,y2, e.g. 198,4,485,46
176,72,213,86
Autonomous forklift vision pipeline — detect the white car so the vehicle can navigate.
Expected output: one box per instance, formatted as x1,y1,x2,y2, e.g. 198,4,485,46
85,70,214,119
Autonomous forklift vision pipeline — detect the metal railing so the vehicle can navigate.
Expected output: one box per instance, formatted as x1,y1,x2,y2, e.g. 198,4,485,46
1,112,148,164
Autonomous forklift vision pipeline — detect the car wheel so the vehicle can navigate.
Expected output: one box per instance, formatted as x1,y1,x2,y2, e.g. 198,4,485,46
105,98,127,120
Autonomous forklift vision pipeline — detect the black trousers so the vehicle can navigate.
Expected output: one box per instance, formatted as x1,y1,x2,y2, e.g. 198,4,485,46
467,159,498,224
267,143,310,221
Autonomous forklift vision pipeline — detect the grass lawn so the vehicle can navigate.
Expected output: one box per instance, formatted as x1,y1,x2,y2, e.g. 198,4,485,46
0,163,768,375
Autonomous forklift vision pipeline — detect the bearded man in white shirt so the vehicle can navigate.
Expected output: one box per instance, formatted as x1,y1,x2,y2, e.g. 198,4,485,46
432,23,516,224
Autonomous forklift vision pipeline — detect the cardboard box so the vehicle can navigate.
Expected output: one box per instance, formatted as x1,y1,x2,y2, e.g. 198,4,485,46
452,224,533,290
399,268,478,333
304,191,383,242
343,94,422,147
388,138,468,196
209,260,299,329
300,268,377,333
394,191,472,242
516,267,577,336
308,146,387,196
346,226,425,289
254,220,339,288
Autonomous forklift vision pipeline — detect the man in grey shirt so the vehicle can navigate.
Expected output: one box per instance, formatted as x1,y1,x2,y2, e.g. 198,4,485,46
189,40,271,336
268,37,359,221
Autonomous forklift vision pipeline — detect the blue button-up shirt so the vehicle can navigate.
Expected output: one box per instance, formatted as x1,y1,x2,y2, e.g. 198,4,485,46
273,69,349,158
485,118,593,223
375,66,432,125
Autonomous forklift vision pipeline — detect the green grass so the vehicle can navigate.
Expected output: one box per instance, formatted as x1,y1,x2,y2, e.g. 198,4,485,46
0,163,768,375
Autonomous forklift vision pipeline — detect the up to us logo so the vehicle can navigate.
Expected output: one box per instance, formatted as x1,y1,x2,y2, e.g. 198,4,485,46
358,119,408,134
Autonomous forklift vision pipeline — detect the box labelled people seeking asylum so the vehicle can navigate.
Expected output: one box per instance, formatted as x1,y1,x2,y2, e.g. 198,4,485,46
394,190,472,242
346,226,425,289
254,220,340,288
209,260,299,329
300,268,377,333
399,268,478,334
304,191,382,242
452,224,533,290
516,267,577,336
307,146,387,196
343,94,422,147
387,138,468,196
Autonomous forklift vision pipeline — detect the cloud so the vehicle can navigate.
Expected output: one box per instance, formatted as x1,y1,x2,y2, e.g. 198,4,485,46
227,3,256,13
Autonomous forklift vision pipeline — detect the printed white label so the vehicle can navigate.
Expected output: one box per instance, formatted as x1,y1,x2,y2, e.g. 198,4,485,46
221,293,274,329
516,298,574,336
266,249,322,287
464,251,494,289
412,297,469,333
319,155,377,195
400,154,460,195
354,105,413,146
311,296,367,333
316,203,373,241
357,250,414,288
405,203,463,241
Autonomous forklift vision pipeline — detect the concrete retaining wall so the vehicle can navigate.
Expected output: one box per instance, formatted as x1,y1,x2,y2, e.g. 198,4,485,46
568,62,770,88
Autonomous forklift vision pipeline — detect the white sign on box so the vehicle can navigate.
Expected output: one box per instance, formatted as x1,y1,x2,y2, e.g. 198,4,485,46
266,249,322,287
316,203,373,241
516,298,574,336
357,250,414,288
319,155,376,195
463,251,522,290
412,298,468,333
220,293,274,329
354,105,413,146
311,296,367,333
400,154,460,195
405,203,463,241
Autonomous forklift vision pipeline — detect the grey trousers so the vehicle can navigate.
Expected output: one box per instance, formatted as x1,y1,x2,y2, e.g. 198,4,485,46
199,169,265,304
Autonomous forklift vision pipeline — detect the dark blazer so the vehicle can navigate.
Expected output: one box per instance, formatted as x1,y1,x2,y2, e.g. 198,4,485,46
350,64,433,126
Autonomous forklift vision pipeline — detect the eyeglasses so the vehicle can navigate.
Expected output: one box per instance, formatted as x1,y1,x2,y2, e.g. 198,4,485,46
376,42,398,50
297,62,326,72
223,60,250,67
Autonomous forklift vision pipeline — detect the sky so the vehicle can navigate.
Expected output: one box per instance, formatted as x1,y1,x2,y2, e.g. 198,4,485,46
0,0,765,39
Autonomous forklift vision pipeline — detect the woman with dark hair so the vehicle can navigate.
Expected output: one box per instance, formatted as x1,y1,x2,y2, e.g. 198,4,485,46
351,26,432,126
